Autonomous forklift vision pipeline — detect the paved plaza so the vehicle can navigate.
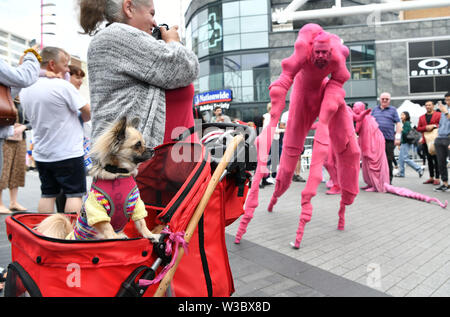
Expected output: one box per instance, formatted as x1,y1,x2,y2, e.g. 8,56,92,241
226,166,450,297
1,166,449,297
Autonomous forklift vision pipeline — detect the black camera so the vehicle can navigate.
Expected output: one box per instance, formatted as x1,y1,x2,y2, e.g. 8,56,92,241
152,24,169,40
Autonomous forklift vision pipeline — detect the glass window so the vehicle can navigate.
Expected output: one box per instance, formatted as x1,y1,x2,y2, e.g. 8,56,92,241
241,32,268,49
240,15,268,33
253,68,271,87
209,56,223,74
0,30,8,38
224,71,241,88
198,23,209,44
350,64,375,80
198,40,209,58
199,76,209,92
197,9,208,30
242,86,254,102
0,49,7,56
186,24,192,50
436,76,450,92
242,53,269,70
11,35,26,45
232,87,243,103
350,45,374,62
190,14,198,32
199,60,210,77
224,55,241,72
223,17,240,35
410,77,434,93
223,34,241,51
223,1,239,19
435,40,450,57
240,0,268,16
241,70,254,86
209,73,224,90
409,41,433,58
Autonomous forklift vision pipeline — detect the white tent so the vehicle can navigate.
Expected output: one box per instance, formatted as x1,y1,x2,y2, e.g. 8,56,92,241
396,100,426,128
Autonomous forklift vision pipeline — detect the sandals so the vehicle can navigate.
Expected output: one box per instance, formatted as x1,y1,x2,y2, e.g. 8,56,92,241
0,208,12,215
9,204,27,212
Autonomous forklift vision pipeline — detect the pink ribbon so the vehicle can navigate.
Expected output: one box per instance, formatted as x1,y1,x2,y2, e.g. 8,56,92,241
138,228,189,287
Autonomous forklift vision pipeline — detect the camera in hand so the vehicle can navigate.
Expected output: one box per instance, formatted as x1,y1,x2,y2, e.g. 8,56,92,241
152,24,169,40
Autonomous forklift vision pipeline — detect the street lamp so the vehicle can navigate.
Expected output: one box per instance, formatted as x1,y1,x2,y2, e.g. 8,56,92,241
40,1,56,49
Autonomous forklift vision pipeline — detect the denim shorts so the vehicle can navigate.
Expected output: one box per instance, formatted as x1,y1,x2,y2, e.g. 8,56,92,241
36,156,86,198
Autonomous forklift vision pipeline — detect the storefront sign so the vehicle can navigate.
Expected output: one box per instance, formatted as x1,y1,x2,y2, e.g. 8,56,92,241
194,89,233,107
410,58,450,77
198,103,230,112
408,40,450,94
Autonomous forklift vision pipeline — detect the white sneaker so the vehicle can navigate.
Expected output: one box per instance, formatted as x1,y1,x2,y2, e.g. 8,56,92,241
266,177,275,184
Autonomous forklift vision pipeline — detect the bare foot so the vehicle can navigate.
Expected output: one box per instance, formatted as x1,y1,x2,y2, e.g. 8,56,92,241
0,206,11,214
9,203,27,211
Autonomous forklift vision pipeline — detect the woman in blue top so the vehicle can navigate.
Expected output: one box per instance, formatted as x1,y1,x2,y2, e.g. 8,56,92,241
396,111,424,178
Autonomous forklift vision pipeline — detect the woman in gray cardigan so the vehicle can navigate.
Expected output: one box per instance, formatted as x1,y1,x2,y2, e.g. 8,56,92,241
79,0,199,149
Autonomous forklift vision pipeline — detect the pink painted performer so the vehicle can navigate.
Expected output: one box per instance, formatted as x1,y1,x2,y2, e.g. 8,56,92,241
235,24,361,249
352,102,447,208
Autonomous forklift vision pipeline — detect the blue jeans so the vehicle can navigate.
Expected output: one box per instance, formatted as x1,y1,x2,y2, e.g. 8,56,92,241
398,143,421,176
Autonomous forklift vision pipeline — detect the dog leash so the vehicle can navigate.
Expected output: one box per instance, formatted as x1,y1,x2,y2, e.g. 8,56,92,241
138,228,188,287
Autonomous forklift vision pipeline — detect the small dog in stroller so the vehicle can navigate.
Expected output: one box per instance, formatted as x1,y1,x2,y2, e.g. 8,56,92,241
36,117,161,242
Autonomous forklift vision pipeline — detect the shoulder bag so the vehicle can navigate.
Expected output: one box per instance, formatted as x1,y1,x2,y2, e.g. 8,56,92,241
0,84,18,126
424,128,438,155
406,128,421,145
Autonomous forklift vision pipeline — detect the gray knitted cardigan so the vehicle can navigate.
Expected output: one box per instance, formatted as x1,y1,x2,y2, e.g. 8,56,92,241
87,23,199,148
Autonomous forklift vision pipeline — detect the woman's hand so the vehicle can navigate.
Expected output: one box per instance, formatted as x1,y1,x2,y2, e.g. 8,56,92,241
161,25,180,43
12,124,26,138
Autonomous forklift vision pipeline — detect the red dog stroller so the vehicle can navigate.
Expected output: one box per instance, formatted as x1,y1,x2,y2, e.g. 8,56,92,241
4,123,255,297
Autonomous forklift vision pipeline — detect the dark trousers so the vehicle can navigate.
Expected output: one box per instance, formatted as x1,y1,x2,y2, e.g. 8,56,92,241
385,139,395,184
434,137,449,182
423,142,440,179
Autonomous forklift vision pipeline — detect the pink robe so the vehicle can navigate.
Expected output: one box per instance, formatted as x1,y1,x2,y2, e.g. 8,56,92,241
352,102,447,208
353,102,389,192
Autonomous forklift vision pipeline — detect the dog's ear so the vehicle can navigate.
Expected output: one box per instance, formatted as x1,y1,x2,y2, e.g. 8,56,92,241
113,117,128,144
130,117,140,129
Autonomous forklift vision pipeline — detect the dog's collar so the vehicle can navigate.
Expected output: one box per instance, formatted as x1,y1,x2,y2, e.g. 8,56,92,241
104,164,130,174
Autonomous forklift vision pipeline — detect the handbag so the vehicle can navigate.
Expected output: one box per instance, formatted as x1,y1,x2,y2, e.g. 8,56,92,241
406,128,421,145
0,84,18,126
424,128,438,155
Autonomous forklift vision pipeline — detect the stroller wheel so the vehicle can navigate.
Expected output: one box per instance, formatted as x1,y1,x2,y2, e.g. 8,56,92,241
0,267,6,293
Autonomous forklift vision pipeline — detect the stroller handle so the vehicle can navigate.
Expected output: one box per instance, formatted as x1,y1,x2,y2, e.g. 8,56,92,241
174,122,256,144
154,134,245,297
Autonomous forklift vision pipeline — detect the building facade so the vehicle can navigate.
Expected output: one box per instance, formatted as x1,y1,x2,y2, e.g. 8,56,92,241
0,29,35,67
185,0,450,122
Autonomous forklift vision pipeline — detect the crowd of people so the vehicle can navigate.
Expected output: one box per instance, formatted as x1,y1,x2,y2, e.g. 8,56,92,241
0,0,198,215
0,0,448,219
372,92,450,192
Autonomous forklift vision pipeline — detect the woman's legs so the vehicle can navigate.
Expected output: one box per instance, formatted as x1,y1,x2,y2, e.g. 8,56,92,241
9,187,27,211
403,143,422,174
397,143,407,176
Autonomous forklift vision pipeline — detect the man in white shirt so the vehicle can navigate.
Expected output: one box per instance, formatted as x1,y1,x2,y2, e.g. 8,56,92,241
20,47,91,214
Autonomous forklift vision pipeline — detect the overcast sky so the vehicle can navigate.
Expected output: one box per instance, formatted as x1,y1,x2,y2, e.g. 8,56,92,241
0,0,191,61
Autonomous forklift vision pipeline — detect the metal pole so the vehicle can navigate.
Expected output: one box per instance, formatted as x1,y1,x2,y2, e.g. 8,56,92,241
40,0,43,49
277,0,450,23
